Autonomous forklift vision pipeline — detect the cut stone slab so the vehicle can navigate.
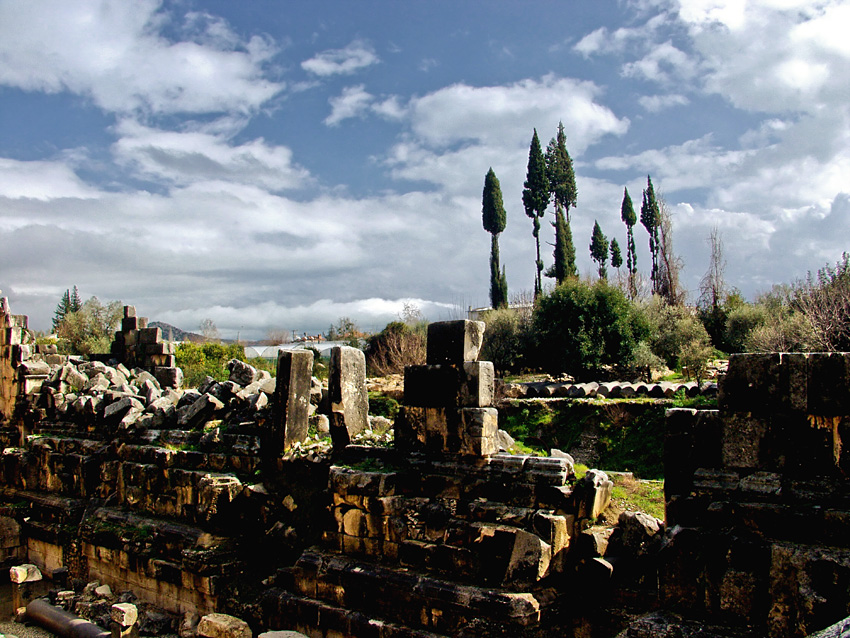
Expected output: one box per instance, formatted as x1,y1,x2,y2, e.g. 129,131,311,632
273,349,314,452
111,603,138,627
328,346,368,448
426,320,485,365
197,613,251,638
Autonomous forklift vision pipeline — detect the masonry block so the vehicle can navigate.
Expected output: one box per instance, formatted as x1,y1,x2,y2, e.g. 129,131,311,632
328,346,368,448
426,320,485,365
273,349,314,451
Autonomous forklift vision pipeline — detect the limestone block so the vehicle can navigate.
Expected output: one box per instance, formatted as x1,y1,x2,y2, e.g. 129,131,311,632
9,563,42,583
578,470,613,520
139,327,161,344
154,366,183,389
227,359,258,387
111,602,138,626
808,352,850,415
59,364,88,391
19,360,49,376
273,349,314,451
722,413,768,469
328,346,368,447
198,613,251,638
104,396,145,421
258,632,309,638
426,320,485,365
177,393,224,429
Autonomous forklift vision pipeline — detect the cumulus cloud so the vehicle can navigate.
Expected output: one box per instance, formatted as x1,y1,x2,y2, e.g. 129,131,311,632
638,93,690,112
324,85,375,126
0,158,100,201
0,0,283,115
301,39,379,76
112,119,311,190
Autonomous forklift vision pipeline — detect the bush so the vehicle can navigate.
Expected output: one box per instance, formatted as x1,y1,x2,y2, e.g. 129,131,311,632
641,297,711,370
725,303,767,353
55,297,123,355
480,307,531,376
365,320,426,376
531,279,649,380
176,342,246,388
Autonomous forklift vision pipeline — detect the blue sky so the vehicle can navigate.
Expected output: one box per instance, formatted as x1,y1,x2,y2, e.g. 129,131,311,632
1,0,849,339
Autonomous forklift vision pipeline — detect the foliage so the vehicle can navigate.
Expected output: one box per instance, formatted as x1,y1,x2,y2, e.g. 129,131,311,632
522,129,550,297
793,252,850,351
610,238,623,270
176,341,246,388
724,302,767,353
55,296,123,355
640,175,661,296
365,320,426,376
327,316,363,348
628,341,665,382
640,296,711,370
589,220,609,280
483,168,509,310
545,122,578,282
480,307,532,375
368,392,400,419
531,279,650,380
621,187,638,299
53,286,82,333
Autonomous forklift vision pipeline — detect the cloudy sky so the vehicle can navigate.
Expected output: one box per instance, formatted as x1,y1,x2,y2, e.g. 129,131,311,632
1,0,849,339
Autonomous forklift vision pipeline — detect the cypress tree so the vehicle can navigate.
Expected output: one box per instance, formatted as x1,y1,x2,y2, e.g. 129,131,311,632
53,289,72,332
522,129,549,297
621,187,638,298
590,221,609,280
611,238,623,271
545,122,578,283
641,176,661,296
482,168,508,308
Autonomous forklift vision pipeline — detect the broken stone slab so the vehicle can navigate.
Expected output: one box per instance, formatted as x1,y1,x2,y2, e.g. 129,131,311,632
328,346,368,448
426,320,486,365
609,511,664,557
10,563,42,583
227,359,257,387
272,349,314,452
111,603,138,627
197,613,252,638
177,393,224,429
104,396,145,421
578,470,614,520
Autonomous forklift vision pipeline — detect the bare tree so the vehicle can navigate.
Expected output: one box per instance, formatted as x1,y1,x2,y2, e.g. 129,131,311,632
794,253,850,351
699,227,727,311
266,329,290,345
657,196,686,305
199,318,220,343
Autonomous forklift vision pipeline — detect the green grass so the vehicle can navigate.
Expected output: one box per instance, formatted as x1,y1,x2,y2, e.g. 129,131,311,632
609,475,665,520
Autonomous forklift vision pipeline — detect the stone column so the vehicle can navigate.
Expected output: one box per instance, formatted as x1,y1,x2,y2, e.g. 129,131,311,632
328,346,369,448
271,349,314,454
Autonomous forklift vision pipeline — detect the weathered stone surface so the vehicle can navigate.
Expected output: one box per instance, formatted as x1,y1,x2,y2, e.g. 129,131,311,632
578,470,613,520
328,346,368,448
426,320,485,365
9,563,42,583
273,350,314,452
111,602,138,626
227,359,257,387
197,613,251,638
610,511,663,556
177,393,224,429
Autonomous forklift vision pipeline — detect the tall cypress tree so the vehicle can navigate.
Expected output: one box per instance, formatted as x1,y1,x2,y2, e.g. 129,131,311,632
641,175,661,296
610,238,623,271
522,129,549,297
621,187,638,299
482,168,508,309
545,122,577,283
589,221,609,280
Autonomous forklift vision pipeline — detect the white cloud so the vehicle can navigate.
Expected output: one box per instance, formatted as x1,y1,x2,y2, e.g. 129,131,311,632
638,93,690,112
0,158,100,201
324,85,375,126
111,119,311,190
621,41,698,83
0,0,283,115
301,39,379,76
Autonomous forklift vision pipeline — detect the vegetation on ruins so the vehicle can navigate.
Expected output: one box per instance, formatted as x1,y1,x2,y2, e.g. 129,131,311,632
482,167,509,309
53,295,123,355
175,341,247,387
365,302,427,375
522,129,550,298
545,122,578,284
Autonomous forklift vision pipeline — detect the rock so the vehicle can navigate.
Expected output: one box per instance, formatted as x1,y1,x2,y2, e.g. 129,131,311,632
111,603,138,627
177,393,224,429
550,449,575,464
95,584,113,599
197,613,251,638
179,612,201,638
9,563,42,583
328,346,369,448
496,429,515,452
227,359,258,387
610,511,664,557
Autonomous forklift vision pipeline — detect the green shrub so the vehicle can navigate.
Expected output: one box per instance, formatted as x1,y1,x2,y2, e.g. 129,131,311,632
176,342,246,388
368,393,400,419
531,279,649,380
480,307,531,376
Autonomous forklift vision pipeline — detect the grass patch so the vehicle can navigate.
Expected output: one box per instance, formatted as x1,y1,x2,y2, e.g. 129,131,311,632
368,392,400,419
608,474,665,521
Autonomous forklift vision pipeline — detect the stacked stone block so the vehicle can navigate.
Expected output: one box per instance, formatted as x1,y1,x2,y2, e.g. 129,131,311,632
110,306,182,389
663,352,850,637
327,346,368,448
396,320,498,456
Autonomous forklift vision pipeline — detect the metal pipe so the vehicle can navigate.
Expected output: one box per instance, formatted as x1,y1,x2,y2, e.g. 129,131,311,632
26,598,111,638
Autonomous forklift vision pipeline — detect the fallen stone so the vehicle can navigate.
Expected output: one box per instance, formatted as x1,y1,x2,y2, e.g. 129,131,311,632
9,563,42,583
111,603,138,627
496,429,515,452
227,359,258,387
197,613,251,638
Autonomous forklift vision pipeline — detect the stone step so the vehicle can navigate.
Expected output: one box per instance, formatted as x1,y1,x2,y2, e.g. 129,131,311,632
261,587,449,638
287,549,547,635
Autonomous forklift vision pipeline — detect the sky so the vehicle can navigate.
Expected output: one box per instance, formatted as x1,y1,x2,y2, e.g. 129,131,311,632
1,0,849,340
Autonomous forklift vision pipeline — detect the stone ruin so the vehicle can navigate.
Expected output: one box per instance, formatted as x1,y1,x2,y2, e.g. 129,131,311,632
0,295,849,638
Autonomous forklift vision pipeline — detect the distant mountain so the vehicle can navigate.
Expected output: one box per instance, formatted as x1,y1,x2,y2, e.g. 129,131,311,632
149,321,204,343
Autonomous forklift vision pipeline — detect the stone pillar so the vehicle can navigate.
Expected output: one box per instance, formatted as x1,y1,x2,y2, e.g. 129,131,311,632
396,320,498,456
272,349,314,453
328,346,368,448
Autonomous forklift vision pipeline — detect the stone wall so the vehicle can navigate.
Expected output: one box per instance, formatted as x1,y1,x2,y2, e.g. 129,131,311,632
662,353,850,637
